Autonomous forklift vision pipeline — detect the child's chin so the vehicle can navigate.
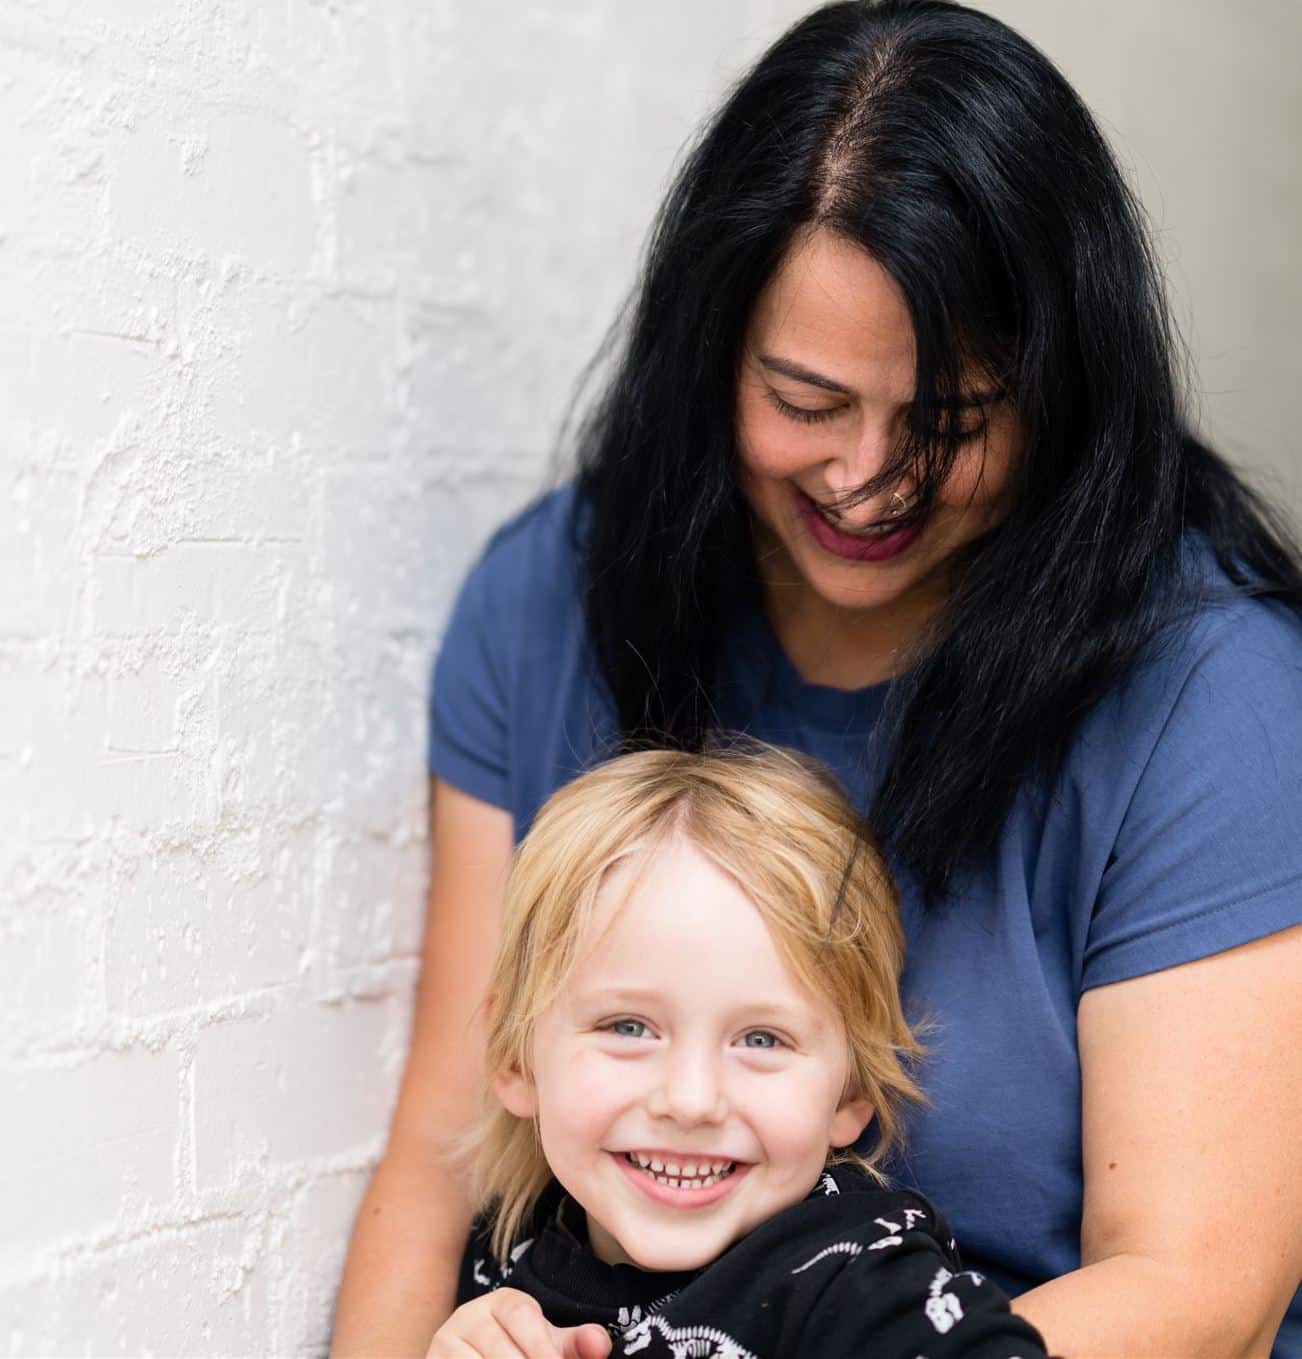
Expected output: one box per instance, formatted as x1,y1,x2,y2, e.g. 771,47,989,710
617,1231,731,1275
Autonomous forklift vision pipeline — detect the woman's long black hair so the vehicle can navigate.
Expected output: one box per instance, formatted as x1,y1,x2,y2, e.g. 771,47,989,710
571,0,1302,902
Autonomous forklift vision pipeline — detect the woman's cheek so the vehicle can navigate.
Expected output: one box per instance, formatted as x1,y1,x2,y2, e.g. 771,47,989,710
738,400,807,480
942,414,1021,512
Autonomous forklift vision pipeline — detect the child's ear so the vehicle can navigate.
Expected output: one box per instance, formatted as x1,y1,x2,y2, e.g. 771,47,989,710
828,1093,875,1149
492,1066,539,1119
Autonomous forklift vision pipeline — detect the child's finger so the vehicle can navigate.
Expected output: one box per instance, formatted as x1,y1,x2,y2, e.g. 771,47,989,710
557,1322,613,1359
488,1288,566,1355
425,1331,483,1358
453,1315,528,1357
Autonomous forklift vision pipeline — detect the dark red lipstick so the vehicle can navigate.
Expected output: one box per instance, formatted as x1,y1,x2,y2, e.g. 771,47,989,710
792,485,926,562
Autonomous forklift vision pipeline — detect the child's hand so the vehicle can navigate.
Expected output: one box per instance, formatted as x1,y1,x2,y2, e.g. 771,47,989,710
426,1288,612,1359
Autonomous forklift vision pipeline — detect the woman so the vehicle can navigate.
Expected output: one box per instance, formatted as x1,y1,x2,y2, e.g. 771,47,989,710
332,3,1302,1355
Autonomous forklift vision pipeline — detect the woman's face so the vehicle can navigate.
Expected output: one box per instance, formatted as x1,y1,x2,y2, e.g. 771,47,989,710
736,228,1022,616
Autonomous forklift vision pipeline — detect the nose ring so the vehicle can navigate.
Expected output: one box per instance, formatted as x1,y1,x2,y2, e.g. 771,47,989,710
889,490,910,518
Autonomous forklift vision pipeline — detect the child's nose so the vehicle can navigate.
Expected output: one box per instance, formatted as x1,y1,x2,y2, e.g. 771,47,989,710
647,1047,728,1126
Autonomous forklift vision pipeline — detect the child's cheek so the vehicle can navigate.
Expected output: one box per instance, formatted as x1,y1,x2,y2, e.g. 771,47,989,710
540,1048,639,1136
565,1049,637,1107
744,1065,851,1172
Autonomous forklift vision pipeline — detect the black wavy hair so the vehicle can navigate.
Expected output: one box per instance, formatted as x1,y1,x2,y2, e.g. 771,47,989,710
570,0,1302,902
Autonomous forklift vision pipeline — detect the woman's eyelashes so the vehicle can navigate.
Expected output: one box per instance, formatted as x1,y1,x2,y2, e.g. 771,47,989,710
600,1018,787,1050
764,389,842,424
764,387,990,441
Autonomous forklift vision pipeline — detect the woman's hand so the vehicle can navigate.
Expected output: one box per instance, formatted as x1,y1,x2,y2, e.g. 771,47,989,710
426,1289,612,1359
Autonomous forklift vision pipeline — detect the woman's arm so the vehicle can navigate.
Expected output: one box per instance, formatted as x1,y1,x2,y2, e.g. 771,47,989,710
1013,924,1302,1359
331,779,516,1359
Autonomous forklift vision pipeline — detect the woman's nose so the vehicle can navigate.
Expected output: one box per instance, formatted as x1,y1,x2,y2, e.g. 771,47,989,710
823,416,900,502
646,1047,728,1126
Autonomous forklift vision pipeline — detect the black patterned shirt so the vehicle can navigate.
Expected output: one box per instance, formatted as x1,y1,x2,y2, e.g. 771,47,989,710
456,1165,1053,1358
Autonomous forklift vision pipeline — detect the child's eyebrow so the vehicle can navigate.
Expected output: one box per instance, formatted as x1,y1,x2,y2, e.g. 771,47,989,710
577,985,664,1007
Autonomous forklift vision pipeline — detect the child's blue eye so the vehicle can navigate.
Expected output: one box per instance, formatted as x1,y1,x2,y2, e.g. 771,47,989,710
740,1030,782,1049
608,1018,651,1039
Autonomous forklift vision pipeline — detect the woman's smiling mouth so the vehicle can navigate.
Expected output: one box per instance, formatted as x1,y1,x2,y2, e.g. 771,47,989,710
792,484,927,562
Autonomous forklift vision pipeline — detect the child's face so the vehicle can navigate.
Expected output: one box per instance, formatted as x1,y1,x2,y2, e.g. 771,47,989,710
495,834,874,1272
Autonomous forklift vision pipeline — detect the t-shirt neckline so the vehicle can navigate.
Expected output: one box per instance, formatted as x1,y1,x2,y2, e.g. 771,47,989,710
732,600,895,735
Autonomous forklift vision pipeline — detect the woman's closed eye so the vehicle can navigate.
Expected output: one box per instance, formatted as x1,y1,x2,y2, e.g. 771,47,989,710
766,386,992,442
764,389,842,424
931,418,989,444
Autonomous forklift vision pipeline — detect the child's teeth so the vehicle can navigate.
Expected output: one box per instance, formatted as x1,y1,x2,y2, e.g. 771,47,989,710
624,1154,737,1189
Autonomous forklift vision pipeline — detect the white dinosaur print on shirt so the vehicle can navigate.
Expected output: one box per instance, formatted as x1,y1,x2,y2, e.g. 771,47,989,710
790,1240,865,1274
621,1313,757,1358
616,1292,679,1334
470,1237,534,1291
789,1205,932,1275
925,1265,991,1334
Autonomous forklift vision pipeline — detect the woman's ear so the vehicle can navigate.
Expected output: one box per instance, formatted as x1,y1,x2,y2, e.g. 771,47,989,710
492,1066,539,1119
828,1094,875,1149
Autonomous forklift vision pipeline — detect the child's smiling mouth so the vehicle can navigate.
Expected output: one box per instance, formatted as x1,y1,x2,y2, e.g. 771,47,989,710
611,1150,751,1207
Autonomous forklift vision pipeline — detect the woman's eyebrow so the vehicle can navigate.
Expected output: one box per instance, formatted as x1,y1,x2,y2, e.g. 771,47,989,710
758,353,1004,407
758,353,855,395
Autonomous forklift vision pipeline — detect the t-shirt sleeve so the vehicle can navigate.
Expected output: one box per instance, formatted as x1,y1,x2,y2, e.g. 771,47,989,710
1083,604,1302,990
427,547,514,810
801,1233,1052,1357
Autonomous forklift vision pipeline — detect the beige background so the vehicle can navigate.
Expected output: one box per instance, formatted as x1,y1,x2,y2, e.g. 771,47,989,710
979,0,1302,515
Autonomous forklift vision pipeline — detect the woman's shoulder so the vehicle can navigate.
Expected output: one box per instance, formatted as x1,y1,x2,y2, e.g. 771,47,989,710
428,482,594,807
1177,532,1302,659
1072,539,1302,988
463,481,587,617
1100,539,1302,746
1070,538,1302,827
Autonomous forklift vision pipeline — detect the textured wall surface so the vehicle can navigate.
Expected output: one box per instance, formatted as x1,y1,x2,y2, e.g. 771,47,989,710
0,2,807,1355
1,2,1295,1356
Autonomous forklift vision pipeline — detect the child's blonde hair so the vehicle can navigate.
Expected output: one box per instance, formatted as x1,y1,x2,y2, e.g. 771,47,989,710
455,739,924,1265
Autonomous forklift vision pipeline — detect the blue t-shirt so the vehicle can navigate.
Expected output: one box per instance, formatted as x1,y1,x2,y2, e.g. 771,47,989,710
429,484,1302,1355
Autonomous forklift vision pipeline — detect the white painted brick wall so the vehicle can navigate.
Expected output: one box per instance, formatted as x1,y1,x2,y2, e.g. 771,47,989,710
2,2,1294,1355
0,3,809,1353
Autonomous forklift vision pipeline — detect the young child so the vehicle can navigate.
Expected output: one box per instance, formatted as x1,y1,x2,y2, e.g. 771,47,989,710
430,743,1051,1359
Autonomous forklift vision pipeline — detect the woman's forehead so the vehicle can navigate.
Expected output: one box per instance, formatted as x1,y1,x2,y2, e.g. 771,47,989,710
749,229,917,387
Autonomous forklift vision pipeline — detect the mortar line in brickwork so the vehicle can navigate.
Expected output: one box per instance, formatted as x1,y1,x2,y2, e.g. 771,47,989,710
174,535,307,545
179,1041,198,1198
15,991,287,1062
1,1207,258,1289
